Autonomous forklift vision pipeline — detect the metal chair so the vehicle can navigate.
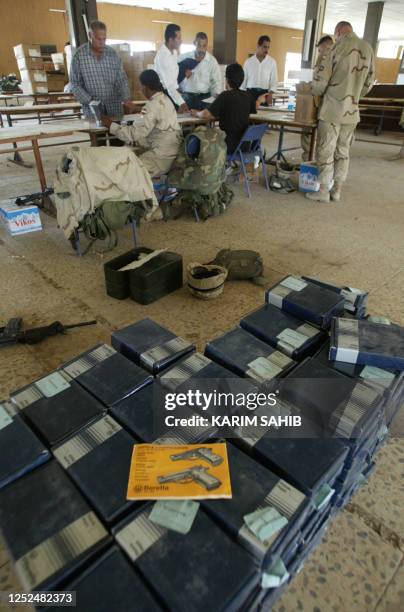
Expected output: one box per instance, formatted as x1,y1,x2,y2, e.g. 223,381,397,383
226,124,270,198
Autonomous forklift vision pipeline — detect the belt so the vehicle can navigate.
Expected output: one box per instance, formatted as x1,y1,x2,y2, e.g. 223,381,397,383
185,92,210,98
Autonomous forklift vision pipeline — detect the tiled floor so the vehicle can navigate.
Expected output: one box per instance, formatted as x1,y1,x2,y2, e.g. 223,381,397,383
0,128,403,611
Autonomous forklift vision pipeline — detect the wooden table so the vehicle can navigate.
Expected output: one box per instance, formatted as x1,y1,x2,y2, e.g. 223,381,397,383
0,102,82,124
251,109,317,162
0,92,74,107
0,120,91,211
359,97,404,135
85,112,209,146
360,97,404,104
272,93,290,105
0,102,83,165
0,114,210,208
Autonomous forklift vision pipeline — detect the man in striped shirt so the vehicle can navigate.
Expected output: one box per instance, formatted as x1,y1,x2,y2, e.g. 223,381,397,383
70,20,131,118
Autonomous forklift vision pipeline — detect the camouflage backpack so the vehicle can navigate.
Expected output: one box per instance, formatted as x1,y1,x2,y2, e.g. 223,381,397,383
209,249,266,285
167,126,233,220
80,201,144,253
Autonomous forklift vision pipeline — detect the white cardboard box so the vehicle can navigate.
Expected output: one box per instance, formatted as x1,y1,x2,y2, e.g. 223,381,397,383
20,81,48,95
299,163,319,192
299,163,334,193
0,203,42,235
19,69,48,83
17,57,44,71
13,44,41,59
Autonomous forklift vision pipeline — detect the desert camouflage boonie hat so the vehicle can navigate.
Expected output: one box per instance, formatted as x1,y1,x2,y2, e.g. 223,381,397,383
187,262,228,300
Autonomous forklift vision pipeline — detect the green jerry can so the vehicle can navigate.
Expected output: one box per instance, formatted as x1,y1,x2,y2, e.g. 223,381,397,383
104,248,183,304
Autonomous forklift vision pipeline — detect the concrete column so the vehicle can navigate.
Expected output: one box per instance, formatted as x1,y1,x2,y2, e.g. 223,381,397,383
65,0,98,49
363,2,384,52
301,0,327,69
213,0,239,64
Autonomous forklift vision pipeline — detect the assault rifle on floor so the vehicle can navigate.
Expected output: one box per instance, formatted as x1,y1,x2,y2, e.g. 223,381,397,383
0,318,97,347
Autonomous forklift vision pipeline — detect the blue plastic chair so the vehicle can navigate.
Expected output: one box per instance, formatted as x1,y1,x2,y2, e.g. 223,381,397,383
226,124,270,198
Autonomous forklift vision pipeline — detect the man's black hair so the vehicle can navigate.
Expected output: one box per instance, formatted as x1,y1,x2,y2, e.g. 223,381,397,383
139,69,164,92
335,21,353,30
258,35,271,46
195,32,208,40
165,23,181,43
225,63,245,89
317,35,333,46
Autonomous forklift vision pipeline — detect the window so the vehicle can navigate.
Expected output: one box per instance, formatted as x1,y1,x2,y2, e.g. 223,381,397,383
107,39,156,53
377,41,403,59
284,52,302,84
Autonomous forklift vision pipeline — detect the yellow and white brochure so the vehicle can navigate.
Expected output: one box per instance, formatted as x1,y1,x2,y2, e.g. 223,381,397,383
127,442,232,501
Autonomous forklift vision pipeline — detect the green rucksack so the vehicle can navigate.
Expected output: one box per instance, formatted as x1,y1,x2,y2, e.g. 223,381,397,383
167,126,233,220
209,249,266,285
80,200,146,253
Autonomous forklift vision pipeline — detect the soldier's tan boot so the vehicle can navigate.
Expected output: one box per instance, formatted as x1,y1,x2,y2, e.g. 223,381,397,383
305,186,330,202
330,182,342,202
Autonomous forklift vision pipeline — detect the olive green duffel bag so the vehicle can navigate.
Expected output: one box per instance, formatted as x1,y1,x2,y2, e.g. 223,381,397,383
208,249,265,285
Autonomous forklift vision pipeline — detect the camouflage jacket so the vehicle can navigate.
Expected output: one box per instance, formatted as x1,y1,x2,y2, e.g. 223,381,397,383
168,126,227,195
110,92,182,173
54,146,157,238
312,32,375,125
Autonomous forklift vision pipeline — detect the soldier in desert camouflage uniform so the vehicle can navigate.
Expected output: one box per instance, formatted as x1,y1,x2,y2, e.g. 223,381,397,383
301,35,334,162
102,70,182,176
306,21,375,203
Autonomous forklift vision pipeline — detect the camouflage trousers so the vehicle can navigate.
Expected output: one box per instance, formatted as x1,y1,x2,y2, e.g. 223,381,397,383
135,148,176,177
316,120,356,187
301,130,312,162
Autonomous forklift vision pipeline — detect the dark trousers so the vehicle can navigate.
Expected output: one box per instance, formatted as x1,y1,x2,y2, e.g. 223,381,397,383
182,92,211,110
247,88,268,103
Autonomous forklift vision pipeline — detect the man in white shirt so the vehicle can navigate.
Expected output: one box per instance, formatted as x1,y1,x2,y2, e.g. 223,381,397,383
178,32,222,110
241,35,278,105
154,23,189,113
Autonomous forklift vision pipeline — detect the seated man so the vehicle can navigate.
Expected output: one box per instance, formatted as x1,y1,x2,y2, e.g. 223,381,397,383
191,63,258,154
102,70,182,176
178,31,222,110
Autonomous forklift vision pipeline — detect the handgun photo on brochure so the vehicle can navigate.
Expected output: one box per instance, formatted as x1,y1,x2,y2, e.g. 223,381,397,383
157,465,222,490
169,447,224,466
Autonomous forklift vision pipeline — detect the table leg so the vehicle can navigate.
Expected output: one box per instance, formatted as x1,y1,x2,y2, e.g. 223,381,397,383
6,114,32,168
31,139,56,216
375,108,385,136
267,127,287,163
32,139,46,192
90,131,100,147
277,126,285,161
309,126,317,161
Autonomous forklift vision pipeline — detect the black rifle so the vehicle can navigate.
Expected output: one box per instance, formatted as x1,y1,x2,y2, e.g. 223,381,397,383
0,319,97,346
15,188,54,207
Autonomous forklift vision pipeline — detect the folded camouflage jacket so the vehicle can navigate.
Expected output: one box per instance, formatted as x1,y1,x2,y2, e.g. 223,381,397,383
54,146,158,238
